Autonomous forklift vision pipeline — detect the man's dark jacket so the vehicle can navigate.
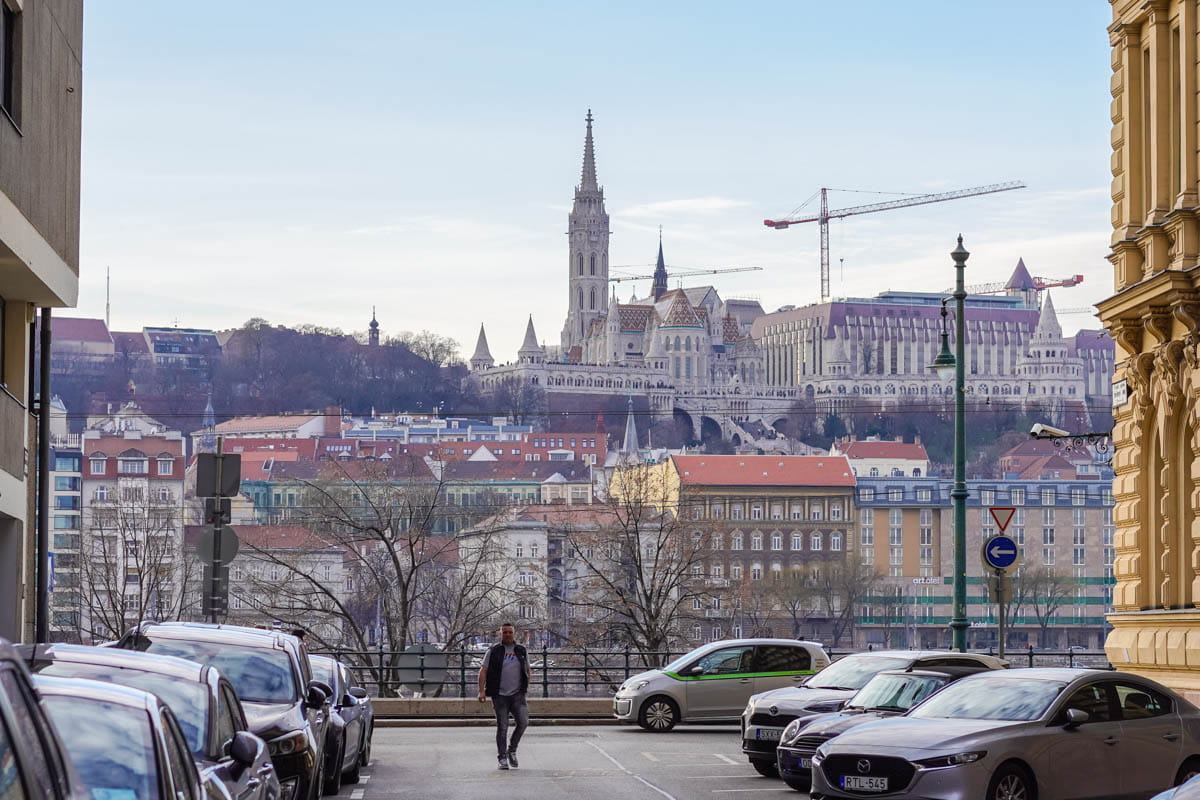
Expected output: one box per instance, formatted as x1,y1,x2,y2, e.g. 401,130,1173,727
484,642,530,697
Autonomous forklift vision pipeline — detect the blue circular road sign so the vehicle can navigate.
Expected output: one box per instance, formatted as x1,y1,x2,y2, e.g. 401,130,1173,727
981,535,1019,572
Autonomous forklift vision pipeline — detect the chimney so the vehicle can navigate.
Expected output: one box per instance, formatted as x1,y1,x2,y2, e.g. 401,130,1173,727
324,406,341,437
914,435,922,445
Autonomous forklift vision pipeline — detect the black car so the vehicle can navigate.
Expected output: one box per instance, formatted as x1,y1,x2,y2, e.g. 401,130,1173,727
118,622,333,800
0,638,87,800
775,666,991,792
35,674,208,799
21,642,280,800
310,656,372,784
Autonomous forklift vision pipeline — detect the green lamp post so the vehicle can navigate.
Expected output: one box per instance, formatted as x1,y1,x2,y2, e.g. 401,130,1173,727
929,236,970,652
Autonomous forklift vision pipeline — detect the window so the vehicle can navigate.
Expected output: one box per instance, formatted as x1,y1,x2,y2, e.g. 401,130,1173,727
118,457,148,475
920,547,933,566
515,543,524,558
859,488,874,502
888,487,902,502
1114,683,1171,719
1071,488,1086,506
791,503,803,520
809,503,823,521
830,501,843,520
731,504,743,521
889,526,902,546
1043,527,1055,546
0,4,15,119
1072,507,1086,526
831,532,843,551
52,515,78,530
1041,488,1056,505
0,668,60,799
712,504,723,519
54,455,81,473
711,564,723,579
89,457,106,475
916,489,931,502
1061,684,1111,723
1073,528,1085,546
531,543,539,558
751,504,762,520
692,597,703,610
1043,547,1055,566
889,547,903,566
791,533,802,550
771,504,783,520
771,532,782,551
1012,488,1025,506
751,564,762,580
980,488,996,505
889,508,903,526
731,532,744,550
1073,547,1085,566
810,533,822,551
750,532,763,551
755,645,811,672
1042,508,1055,526
731,563,743,580
157,458,174,476
711,532,723,550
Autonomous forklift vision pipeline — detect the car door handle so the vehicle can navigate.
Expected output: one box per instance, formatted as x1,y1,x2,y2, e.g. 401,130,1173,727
739,678,752,684
1104,736,1119,746
1164,732,1181,742
257,765,274,776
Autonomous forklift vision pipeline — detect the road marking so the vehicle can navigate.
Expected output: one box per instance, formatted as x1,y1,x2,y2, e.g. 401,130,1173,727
350,791,365,800
681,776,749,779
360,775,370,783
711,790,784,793
642,752,660,761
713,754,738,765
588,741,680,800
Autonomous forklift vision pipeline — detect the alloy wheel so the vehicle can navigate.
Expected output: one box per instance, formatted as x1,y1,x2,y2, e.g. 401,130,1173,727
994,773,1028,800
644,701,674,730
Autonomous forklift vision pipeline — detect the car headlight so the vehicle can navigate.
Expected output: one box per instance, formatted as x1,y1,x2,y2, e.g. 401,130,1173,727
268,730,308,756
781,719,804,744
914,751,987,769
634,680,650,690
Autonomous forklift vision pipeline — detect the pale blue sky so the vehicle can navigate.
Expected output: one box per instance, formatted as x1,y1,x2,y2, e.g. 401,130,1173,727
79,1,1113,360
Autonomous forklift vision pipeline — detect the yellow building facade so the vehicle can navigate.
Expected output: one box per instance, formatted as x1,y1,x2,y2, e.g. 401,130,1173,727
1102,0,1200,701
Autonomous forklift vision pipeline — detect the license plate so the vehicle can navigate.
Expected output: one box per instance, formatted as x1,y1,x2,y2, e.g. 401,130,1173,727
799,757,811,769
755,728,781,741
841,776,888,792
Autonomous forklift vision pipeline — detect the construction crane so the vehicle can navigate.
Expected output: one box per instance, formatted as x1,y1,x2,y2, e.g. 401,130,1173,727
962,274,1084,295
607,265,763,284
764,181,1026,302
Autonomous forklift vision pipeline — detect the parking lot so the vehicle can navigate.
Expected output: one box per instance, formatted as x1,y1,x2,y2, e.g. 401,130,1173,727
358,725,806,799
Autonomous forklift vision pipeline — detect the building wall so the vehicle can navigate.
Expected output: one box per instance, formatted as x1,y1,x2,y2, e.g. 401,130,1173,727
1102,0,1200,702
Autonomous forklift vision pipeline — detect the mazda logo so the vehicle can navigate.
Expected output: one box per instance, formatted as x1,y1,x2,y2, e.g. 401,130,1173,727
769,705,778,716
857,759,872,774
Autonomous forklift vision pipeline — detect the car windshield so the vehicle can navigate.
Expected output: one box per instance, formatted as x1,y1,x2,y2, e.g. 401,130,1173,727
807,656,909,690
44,696,158,799
909,677,1067,721
145,640,297,704
310,658,337,692
38,662,209,756
848,674,946,712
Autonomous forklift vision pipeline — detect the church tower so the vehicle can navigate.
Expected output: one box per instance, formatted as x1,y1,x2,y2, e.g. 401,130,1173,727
561,110,611,356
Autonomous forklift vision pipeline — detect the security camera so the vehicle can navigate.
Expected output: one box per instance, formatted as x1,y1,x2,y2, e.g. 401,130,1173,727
1031,423,1070,439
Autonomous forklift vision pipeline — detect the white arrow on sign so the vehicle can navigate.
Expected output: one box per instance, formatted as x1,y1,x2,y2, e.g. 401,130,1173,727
989,542,1016,560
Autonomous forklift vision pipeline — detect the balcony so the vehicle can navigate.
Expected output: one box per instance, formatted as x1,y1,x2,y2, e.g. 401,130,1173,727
0,390,27,480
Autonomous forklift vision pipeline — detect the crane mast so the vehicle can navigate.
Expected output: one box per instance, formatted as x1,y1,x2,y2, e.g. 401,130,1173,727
765,180,1026,302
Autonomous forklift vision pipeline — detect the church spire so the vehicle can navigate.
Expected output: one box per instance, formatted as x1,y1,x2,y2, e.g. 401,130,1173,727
652,226,668,301
581,109,598,191
518,315,545,365
1032,292,1062,341
470,323,494,371
620,395,641,460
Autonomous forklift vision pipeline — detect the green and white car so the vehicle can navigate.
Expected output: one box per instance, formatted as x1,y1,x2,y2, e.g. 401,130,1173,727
612,639,829,731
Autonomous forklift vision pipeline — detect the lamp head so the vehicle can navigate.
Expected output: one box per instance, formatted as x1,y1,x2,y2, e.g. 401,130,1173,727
930,331,956,383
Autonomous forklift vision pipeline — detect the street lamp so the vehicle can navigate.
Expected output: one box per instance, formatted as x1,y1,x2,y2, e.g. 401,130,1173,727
928,235,970,652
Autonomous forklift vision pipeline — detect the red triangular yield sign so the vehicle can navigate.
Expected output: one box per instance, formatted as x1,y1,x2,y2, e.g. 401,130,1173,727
989,507,1016,532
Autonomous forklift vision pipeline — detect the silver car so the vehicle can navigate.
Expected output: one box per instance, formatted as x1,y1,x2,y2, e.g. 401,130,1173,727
742,649,1007,777
810,668,1200,800
612,638,829,731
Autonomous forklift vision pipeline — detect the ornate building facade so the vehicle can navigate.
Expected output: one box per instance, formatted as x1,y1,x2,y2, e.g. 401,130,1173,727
1101,0,1200,701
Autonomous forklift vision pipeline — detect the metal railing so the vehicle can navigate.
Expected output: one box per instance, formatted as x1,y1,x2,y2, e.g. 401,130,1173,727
312,643,1114,699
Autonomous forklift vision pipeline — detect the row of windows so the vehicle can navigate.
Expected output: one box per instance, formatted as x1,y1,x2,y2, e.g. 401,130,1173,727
88,456,176,476
860,486,1114,506
699,500,846,521
706,531,844,552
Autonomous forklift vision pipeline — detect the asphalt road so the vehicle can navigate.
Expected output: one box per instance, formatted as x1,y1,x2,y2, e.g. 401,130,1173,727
349,724,809,800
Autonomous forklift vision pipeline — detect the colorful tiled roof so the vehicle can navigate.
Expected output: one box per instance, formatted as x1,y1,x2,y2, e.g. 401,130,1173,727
660,293,703,328
618,305,653,332
722,315,742,344
671,455,855,487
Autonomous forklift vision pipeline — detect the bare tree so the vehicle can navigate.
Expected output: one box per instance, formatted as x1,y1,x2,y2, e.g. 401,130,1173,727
397,330,461,367
79,486,192,641
489,377,546,427
811,557,881,648
730,577,779,638
1015,566,1075,647
556,465,713,666
775,570,820,640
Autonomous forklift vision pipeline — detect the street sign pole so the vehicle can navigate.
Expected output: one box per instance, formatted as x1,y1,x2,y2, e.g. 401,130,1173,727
996,568,1006,660
209,436,224,624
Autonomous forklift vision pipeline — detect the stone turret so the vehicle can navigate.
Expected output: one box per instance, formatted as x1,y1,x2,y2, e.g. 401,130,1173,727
469,323,494,371
518,316,545,365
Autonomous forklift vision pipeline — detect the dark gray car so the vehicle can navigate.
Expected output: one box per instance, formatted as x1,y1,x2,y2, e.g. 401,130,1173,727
810,668,1200,800
22,642,279,800
310,656,372,784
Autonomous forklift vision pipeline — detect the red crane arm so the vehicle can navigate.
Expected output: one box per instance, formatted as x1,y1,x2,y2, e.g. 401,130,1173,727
764,181,1026,228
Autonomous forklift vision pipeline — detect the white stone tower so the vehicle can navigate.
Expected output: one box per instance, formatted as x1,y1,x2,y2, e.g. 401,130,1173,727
561,110,611,355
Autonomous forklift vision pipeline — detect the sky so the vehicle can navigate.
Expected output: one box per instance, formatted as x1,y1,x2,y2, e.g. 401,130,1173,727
78,2,1114,361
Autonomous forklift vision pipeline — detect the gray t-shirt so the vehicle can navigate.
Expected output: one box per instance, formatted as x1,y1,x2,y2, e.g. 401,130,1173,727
498,645,523,696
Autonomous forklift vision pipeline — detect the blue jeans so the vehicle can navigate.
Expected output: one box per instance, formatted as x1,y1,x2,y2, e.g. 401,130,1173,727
491,692,528,756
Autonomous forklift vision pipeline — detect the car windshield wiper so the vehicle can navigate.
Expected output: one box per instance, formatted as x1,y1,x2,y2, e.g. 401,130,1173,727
866,704,908,712
811,685,858,691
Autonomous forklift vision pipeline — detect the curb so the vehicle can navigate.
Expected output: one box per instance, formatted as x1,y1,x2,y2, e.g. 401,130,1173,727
376,717,622,728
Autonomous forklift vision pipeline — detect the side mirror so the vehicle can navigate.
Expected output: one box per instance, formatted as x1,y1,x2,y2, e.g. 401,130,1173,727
306,680,331,708
689,665,704,675
342,694,357,707
348,686,368,700
1064,707,1089,729
229,730,261,768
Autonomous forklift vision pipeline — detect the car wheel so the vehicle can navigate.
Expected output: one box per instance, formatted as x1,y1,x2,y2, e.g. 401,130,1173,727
751,760,778,778
783,777,810,792
637,696,679,732
322,741,343,795
1175,757,1200,786
308,758,326,800
343,754,361,785
359,727,371,767
987,762,1036,800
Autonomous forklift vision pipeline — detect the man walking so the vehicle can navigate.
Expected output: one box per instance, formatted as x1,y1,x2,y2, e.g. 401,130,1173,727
477,622,532,770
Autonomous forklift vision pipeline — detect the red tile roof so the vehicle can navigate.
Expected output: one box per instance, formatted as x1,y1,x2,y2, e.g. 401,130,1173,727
214,415,319,434
111,331,150,354
839,441,929,461
671,455,855,487
56,317,112,343
443,460,592,482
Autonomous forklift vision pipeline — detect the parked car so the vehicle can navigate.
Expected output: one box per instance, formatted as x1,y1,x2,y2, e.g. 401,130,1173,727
0,638,87,800
1154,770,1200,799
742,649,1008,777
612,639,829,732
35,674,211,799
21,642,279,800
775,666,992,791
310,656,373,784
809,668,1200,800
118,622,333,800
